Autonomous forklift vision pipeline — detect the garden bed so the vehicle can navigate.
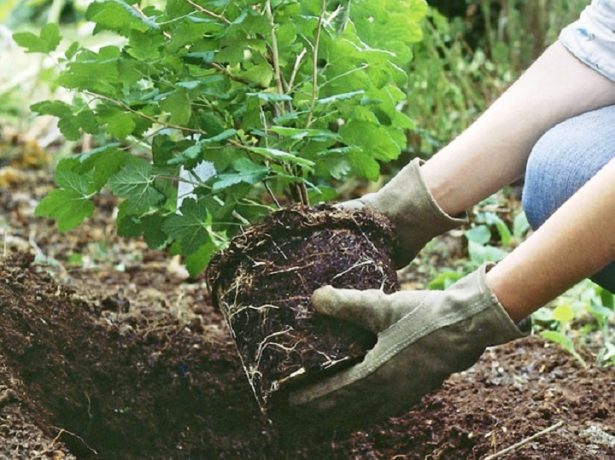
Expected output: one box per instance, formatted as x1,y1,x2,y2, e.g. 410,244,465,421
0,165,613,459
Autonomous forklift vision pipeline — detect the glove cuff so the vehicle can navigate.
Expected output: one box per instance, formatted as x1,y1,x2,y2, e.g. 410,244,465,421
474,263,530,345
363,158,467,266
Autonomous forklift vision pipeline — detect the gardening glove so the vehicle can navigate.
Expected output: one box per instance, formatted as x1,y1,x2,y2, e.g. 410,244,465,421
288,263,528,422
343,158,466,268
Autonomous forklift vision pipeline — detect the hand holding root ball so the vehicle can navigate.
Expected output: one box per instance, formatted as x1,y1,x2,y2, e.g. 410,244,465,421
289,264,526,422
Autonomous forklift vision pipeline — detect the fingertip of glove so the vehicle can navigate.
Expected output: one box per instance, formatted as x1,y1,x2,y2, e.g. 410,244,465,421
311,285,337,314
336,198,365,211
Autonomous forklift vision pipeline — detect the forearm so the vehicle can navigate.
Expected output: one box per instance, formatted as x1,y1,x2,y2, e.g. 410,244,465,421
421,42,615,216
486,158,615,322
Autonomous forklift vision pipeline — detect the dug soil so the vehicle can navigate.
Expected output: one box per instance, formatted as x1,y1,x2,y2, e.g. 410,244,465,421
0,161,613,459
207,206,398,412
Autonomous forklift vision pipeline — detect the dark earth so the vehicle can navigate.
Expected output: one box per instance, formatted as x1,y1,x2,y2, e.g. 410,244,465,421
207,205,398,412
0,141,613,459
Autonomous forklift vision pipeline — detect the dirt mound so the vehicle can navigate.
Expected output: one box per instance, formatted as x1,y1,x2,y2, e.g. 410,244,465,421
0,254,612,459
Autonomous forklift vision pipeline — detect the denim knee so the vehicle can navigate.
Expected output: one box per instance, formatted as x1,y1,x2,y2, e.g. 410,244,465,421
522,105,615,292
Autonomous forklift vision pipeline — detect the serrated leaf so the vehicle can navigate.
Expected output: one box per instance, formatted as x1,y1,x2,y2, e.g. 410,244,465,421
241,63,273,87
109,161,164,213
106,111,136,138
161,91,192,125
185,240,220,277
211,158,268,191
13,23,61,54
65,41,80,59
86,0,159,36
245,146,314,169
247,92,293,103
269,126,340,142
169,130,238,165
340,120,400,161
79,145,130,190
317,90,365,105
55,170,91,195
162,198,211,255
35,189,94,232
142,214,171,249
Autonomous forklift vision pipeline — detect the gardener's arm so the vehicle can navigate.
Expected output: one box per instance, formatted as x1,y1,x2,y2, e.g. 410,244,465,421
489,157,615,322
422,41,615,217
345,40,615,269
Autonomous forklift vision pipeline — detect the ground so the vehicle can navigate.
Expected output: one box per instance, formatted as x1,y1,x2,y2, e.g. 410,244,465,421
0,139,613,459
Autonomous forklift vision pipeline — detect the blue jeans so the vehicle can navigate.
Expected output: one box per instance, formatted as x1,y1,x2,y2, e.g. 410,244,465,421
522,105,615,292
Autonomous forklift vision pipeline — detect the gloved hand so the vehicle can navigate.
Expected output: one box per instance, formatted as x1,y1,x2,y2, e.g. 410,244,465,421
288,263,527,422
342,158,466,268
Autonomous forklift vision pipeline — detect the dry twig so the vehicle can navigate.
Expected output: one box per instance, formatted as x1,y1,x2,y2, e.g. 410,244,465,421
483,421,564,460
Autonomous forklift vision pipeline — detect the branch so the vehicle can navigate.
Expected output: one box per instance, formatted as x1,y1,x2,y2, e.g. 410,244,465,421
84,91,206,135
264,0,287,114
484,421,564,460
305,0,327,128
184,0,231,25
287,48,307,94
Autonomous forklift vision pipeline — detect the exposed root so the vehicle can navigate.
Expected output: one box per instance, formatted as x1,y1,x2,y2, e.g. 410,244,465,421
207,206,398,411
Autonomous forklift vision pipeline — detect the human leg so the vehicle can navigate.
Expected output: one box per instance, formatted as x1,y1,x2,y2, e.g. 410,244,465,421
522,105,615,291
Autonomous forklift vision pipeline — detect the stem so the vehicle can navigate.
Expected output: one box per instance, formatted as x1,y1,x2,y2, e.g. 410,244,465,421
484,421,564,460
265,0,287,113
184,0,231,24
84,92,206,135
287,48,308,94
263,181,281,208
305,0,327,128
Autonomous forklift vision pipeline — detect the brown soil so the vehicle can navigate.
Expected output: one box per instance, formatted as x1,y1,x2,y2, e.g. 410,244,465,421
0,160,613,459
207,206,398,412
0,258,613,459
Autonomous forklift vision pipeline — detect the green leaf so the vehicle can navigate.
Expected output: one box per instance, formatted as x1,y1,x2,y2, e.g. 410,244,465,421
540,331,587,368
168,130,238,165
109,161,164,213
465,225,491,245
340,121,400,161
269,126,340,142
86,0,159,36
428,271,463,290
241,63,273,87
245,146,314,169
513,212,530,239
482,212,512,246
13,23,61,53
247,92,293,103
142,214,171,249
317,90,365,105
552,303,575,325
79,144,130,190
162,198,211,255
35,189,94,232
184,241,220,277
96,106,136,138
467,241,507,265
55,170,91,195
211,158,269,192
161,91,192,125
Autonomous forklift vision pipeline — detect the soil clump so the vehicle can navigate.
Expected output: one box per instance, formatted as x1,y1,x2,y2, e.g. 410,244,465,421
207,205,399,411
